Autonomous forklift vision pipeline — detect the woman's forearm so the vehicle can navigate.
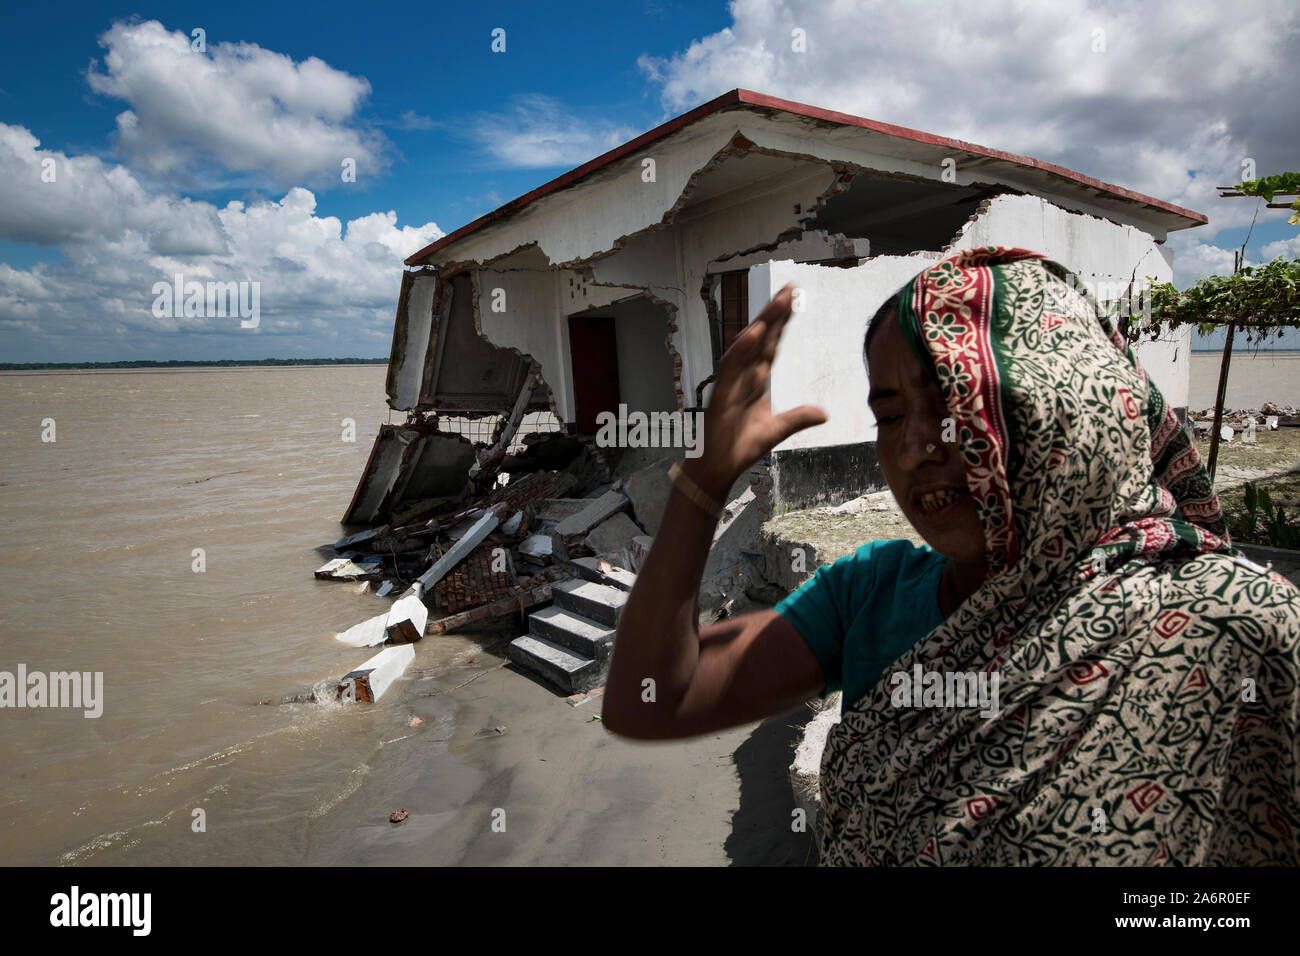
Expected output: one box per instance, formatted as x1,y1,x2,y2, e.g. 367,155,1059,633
602,459,734,732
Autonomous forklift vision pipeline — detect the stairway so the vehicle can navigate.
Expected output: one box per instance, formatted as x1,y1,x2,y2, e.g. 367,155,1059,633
507,561,632,695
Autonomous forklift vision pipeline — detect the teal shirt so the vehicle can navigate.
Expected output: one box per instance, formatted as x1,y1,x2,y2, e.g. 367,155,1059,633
774,539,946,712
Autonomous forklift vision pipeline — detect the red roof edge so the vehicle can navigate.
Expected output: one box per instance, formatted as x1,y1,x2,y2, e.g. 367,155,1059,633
404,89,1206,266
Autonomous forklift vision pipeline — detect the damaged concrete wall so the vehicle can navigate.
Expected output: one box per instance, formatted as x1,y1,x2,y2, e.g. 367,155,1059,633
611,296,678,414
410,110,1192,425
751,194,1190,509
473,265,571,421
949,193,1187,410
387,271,439,411
471,259,658,425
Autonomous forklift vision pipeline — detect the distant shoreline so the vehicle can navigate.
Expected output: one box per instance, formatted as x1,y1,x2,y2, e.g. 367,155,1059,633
0,359,388,371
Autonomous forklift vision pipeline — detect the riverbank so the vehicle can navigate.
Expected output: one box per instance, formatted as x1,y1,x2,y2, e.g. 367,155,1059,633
303,635,817,865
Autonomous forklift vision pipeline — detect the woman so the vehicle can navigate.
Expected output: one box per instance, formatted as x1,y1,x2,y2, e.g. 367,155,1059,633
602,246,1300,865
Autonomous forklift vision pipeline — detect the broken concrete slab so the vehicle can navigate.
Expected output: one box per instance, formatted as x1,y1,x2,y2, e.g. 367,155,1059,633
332,527,385,551
553,490,628,537
445,510,490,540
335,612,389,648
315,558,384,582
619,458,675,535
343,423,475,526
534,498,591,523
585,512,642,556
790,693,841,826
337,644,415,703
519,534,553,559
384,592,429,645
501,510,524,537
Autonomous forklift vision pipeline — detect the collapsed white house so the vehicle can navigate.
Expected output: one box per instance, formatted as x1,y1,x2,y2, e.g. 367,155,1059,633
346,89,1205,522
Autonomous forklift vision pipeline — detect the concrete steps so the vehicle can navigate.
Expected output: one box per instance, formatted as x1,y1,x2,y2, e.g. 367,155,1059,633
552,578,627,627
506,634,603,694
529,605,616,661
507,563,634,695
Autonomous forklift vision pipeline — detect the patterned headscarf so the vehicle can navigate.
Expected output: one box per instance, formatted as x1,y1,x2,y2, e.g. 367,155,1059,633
819,247,1300,865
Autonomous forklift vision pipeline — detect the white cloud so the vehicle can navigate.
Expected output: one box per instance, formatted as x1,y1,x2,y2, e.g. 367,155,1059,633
86,19,387,189
465,94,639,169
638,0,1300,254
0,124,227,252
1260,234,1300,261
0,125,442,360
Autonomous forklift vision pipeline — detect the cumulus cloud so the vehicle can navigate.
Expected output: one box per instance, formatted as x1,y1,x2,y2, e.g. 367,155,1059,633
0,124,227,252
465,94,640,168
86,19,387,190
638,0,1299,277
0,124,442,360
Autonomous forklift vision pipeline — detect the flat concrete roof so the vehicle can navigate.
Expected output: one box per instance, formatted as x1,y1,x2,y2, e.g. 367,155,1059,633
406,88,1207,266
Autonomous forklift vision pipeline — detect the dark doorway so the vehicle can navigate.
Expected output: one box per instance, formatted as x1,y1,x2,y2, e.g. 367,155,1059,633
568,315,620,434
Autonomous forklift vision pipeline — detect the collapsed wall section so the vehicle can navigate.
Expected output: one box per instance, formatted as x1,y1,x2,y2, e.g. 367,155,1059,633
755,194,1191,510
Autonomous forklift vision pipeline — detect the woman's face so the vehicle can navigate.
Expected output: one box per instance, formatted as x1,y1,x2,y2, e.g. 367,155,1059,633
867,317,987,568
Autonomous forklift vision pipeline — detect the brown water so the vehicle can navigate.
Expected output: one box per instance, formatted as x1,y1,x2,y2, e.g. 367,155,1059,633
1189,351,1300,411
0,367,486,865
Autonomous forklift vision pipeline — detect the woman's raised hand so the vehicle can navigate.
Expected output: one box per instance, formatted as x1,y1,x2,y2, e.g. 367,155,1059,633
689,284,828,497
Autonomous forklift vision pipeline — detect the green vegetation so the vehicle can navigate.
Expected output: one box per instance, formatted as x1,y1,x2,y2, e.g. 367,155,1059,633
1128,257,1300,347
1240,480,1300,548
1217,474,1300,548
1229,171,1300,225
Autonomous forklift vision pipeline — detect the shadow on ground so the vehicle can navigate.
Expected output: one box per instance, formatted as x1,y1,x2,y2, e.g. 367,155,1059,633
725,702,818,866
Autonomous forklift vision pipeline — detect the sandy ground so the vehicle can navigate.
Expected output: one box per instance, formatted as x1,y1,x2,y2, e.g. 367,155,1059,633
305,641,817,866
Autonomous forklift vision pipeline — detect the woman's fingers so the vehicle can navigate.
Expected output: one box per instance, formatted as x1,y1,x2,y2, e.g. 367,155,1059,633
768,404,828,447
719,285,793,371
716,285,795,393
759,285,798,359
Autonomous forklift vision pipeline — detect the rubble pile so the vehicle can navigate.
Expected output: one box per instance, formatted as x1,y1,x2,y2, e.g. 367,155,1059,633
1187,403,1297,442
314,451,685,700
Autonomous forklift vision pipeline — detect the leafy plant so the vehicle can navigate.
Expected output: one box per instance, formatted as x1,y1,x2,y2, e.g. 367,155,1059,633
1124,257,1300,346
1229,172,1300,225
1241,481,1300,549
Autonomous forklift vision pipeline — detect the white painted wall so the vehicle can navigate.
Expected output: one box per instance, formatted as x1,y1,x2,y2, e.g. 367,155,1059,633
947,193,1187,408
471,265,674,424
756,197,1193,455
753,256,939,453
390,272,436,410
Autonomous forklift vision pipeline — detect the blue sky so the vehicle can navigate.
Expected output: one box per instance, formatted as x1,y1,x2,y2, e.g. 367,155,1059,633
1,0,1296,362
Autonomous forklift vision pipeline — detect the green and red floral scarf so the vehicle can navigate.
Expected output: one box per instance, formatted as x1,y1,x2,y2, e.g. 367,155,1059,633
819,247,1300,865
